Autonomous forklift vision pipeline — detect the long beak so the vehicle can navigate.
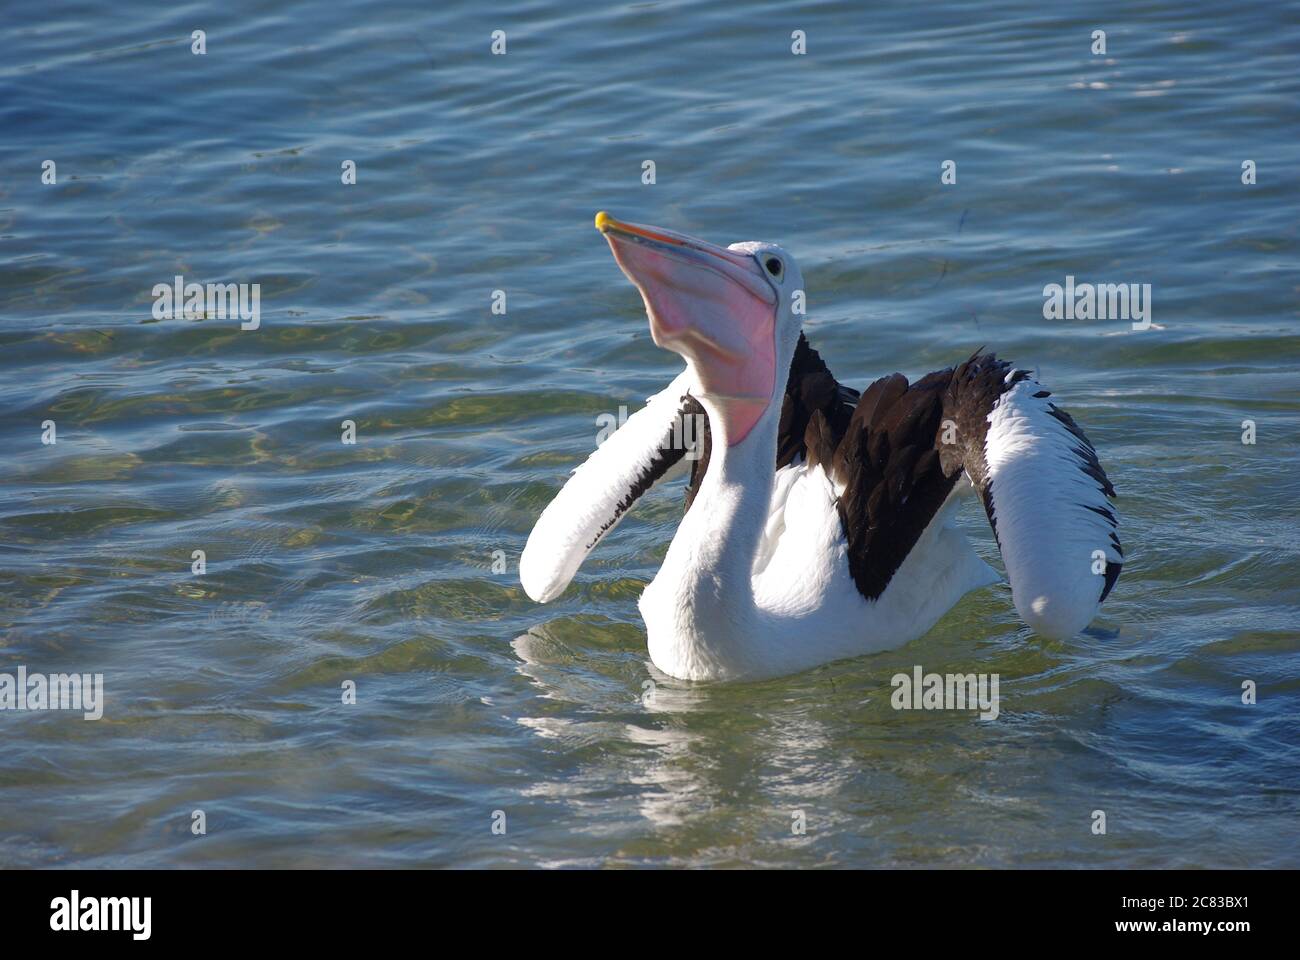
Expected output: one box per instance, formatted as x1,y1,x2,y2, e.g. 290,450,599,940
595,211,774,306
592,212,779,444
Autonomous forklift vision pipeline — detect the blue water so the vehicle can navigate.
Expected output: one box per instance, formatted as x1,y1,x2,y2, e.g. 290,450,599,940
1,1,1297,867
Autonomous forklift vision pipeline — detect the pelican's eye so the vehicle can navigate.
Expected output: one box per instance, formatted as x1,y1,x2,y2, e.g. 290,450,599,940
763,256,783,278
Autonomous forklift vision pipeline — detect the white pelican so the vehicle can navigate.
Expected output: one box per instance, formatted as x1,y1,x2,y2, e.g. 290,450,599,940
521,212,1122,681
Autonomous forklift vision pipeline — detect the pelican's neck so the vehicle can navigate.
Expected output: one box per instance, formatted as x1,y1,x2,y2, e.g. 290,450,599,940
643,393,780,679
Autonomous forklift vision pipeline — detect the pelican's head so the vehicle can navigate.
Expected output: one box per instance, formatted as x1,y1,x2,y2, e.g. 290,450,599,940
595,211,802,445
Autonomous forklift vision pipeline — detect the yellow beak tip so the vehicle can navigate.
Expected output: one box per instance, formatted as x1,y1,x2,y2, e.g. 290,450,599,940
594,210,612,232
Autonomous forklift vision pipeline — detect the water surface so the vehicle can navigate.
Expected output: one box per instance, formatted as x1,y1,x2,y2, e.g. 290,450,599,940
1,0,1297,867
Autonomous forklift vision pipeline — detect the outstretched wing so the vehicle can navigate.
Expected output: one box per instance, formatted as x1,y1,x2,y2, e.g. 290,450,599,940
520,369,698,602
802,349,1121,638
941,352,1122,637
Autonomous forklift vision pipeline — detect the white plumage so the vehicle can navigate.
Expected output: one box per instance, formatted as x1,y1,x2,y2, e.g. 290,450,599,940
983,379,1121,638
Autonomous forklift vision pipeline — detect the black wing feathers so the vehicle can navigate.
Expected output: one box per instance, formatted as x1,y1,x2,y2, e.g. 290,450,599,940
833,370,961,599
779,333,858,469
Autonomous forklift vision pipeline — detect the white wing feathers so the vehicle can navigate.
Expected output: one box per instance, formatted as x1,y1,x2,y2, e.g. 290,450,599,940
520,369,694,602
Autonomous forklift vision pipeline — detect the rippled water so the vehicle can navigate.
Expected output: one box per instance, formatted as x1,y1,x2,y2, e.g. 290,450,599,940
1,1,1298,867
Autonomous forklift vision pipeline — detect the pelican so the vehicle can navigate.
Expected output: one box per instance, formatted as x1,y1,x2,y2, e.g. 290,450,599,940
521,212,1122,682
